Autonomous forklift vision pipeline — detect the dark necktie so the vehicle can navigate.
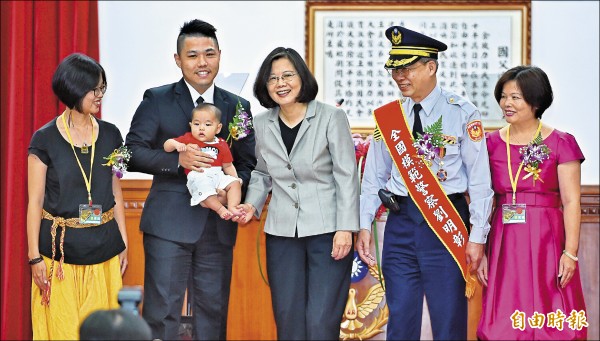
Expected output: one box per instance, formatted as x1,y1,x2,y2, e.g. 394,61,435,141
196,96,204,106
412,103,423,139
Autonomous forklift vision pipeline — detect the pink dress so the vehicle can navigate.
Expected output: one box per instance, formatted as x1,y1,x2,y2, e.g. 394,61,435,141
477,129,587,340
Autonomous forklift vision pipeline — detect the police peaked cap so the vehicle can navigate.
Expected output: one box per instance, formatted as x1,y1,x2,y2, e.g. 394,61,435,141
385,25,448,69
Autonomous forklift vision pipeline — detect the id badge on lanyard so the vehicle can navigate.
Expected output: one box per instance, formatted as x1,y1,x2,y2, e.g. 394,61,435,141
79,204,103,225
502,203,526,224
503,121,541,226
63,112,101,225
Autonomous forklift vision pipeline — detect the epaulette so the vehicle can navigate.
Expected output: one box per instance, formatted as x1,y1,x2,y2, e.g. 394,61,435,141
373,126,383,141
445,94,464,105
445,93,477,113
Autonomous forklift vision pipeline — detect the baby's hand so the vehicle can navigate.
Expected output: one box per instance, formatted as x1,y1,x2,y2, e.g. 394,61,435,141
176,143,187,152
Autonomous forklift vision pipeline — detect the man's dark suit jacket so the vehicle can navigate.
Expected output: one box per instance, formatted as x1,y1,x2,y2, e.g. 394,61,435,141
125,78,256,246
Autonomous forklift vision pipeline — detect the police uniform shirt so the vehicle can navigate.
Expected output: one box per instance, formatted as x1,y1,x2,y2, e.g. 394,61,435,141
359,85,494,243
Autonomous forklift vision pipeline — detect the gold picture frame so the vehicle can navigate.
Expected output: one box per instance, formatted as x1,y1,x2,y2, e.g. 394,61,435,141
306,0,531,134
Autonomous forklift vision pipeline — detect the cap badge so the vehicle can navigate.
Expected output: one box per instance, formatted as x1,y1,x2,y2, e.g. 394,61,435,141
391,28,402,45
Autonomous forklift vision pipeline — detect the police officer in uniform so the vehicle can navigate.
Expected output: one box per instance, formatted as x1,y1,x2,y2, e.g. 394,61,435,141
357,26,494,340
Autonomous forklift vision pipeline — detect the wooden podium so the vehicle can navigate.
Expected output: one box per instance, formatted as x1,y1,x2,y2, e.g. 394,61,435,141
121,180,599,340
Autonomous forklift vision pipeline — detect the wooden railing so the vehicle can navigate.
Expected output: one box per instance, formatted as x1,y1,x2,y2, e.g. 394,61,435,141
579,185,599,340
121,180,599,340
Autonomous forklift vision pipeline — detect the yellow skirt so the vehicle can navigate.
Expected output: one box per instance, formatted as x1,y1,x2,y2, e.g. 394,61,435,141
31,255,122,340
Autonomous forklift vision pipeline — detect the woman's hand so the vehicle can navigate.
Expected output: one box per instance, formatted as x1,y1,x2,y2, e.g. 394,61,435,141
31,260,49,292
559,254,577,288
119,248,128,276
232,203,255,225
331,231,353,260
477,253,488,287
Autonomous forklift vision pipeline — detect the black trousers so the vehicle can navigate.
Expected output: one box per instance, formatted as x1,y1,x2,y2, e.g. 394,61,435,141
266,232,353,340
142,217,233,340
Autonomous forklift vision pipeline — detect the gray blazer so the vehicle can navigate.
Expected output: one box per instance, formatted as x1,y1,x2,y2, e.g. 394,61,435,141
245,100,359,237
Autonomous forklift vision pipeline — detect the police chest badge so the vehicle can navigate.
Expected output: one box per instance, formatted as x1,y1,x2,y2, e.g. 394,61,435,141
467,120,483,142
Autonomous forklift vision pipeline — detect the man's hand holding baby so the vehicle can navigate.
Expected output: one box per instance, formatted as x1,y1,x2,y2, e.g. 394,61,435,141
178,143,215,172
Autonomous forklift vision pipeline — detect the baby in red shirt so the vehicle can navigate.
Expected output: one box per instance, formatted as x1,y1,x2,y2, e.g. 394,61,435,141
164,103,242,220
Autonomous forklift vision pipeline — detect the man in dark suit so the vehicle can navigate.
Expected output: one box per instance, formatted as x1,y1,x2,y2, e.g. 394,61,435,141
125,19,256,340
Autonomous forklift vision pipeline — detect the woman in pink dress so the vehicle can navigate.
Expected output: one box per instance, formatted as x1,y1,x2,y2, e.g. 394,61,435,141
477,65,587,340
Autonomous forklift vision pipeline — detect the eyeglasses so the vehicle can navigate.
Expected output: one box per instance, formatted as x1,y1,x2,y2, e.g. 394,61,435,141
387,62,426,76
267,72,297,85
92,85,107,97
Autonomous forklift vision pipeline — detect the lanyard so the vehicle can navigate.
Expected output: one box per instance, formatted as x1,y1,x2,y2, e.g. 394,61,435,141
506,120,542,204
61,111,96,205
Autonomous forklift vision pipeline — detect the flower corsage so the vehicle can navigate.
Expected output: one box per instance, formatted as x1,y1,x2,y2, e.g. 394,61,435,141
413,116,445,166
226,99,253,146
102,145,131,179
353,133,371,177
519,134,551,184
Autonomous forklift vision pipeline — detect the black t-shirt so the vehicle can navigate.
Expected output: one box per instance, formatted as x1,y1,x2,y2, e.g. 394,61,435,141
28,117,126,265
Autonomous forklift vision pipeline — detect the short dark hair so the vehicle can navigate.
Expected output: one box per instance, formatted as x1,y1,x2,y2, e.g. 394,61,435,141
192,102,222,121
51,53,106,112
419,57,439,73
79,309,151,340
253,47,318,109
177,19,219,55
494,65,553,119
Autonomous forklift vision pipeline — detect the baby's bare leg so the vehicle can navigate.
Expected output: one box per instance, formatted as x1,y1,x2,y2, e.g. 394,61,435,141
201,195,233,220
225,181,243,216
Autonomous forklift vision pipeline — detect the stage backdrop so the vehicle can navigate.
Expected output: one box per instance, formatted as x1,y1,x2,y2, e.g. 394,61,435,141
0,1,99,339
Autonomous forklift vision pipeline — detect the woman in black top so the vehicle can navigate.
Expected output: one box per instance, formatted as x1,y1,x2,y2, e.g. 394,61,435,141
27,53,128,340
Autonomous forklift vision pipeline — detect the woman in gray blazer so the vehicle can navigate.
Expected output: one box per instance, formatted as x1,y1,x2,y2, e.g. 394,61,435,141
235,47,359,340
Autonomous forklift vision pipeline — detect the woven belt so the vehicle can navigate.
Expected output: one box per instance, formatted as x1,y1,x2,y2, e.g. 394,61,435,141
495,192,561,208
39,208,114,306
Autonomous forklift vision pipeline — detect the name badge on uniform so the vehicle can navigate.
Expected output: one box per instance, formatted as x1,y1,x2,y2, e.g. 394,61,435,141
502,204,526,224
79,204,102,225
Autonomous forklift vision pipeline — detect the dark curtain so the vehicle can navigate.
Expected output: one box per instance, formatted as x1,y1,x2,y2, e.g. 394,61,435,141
0,1,99,339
